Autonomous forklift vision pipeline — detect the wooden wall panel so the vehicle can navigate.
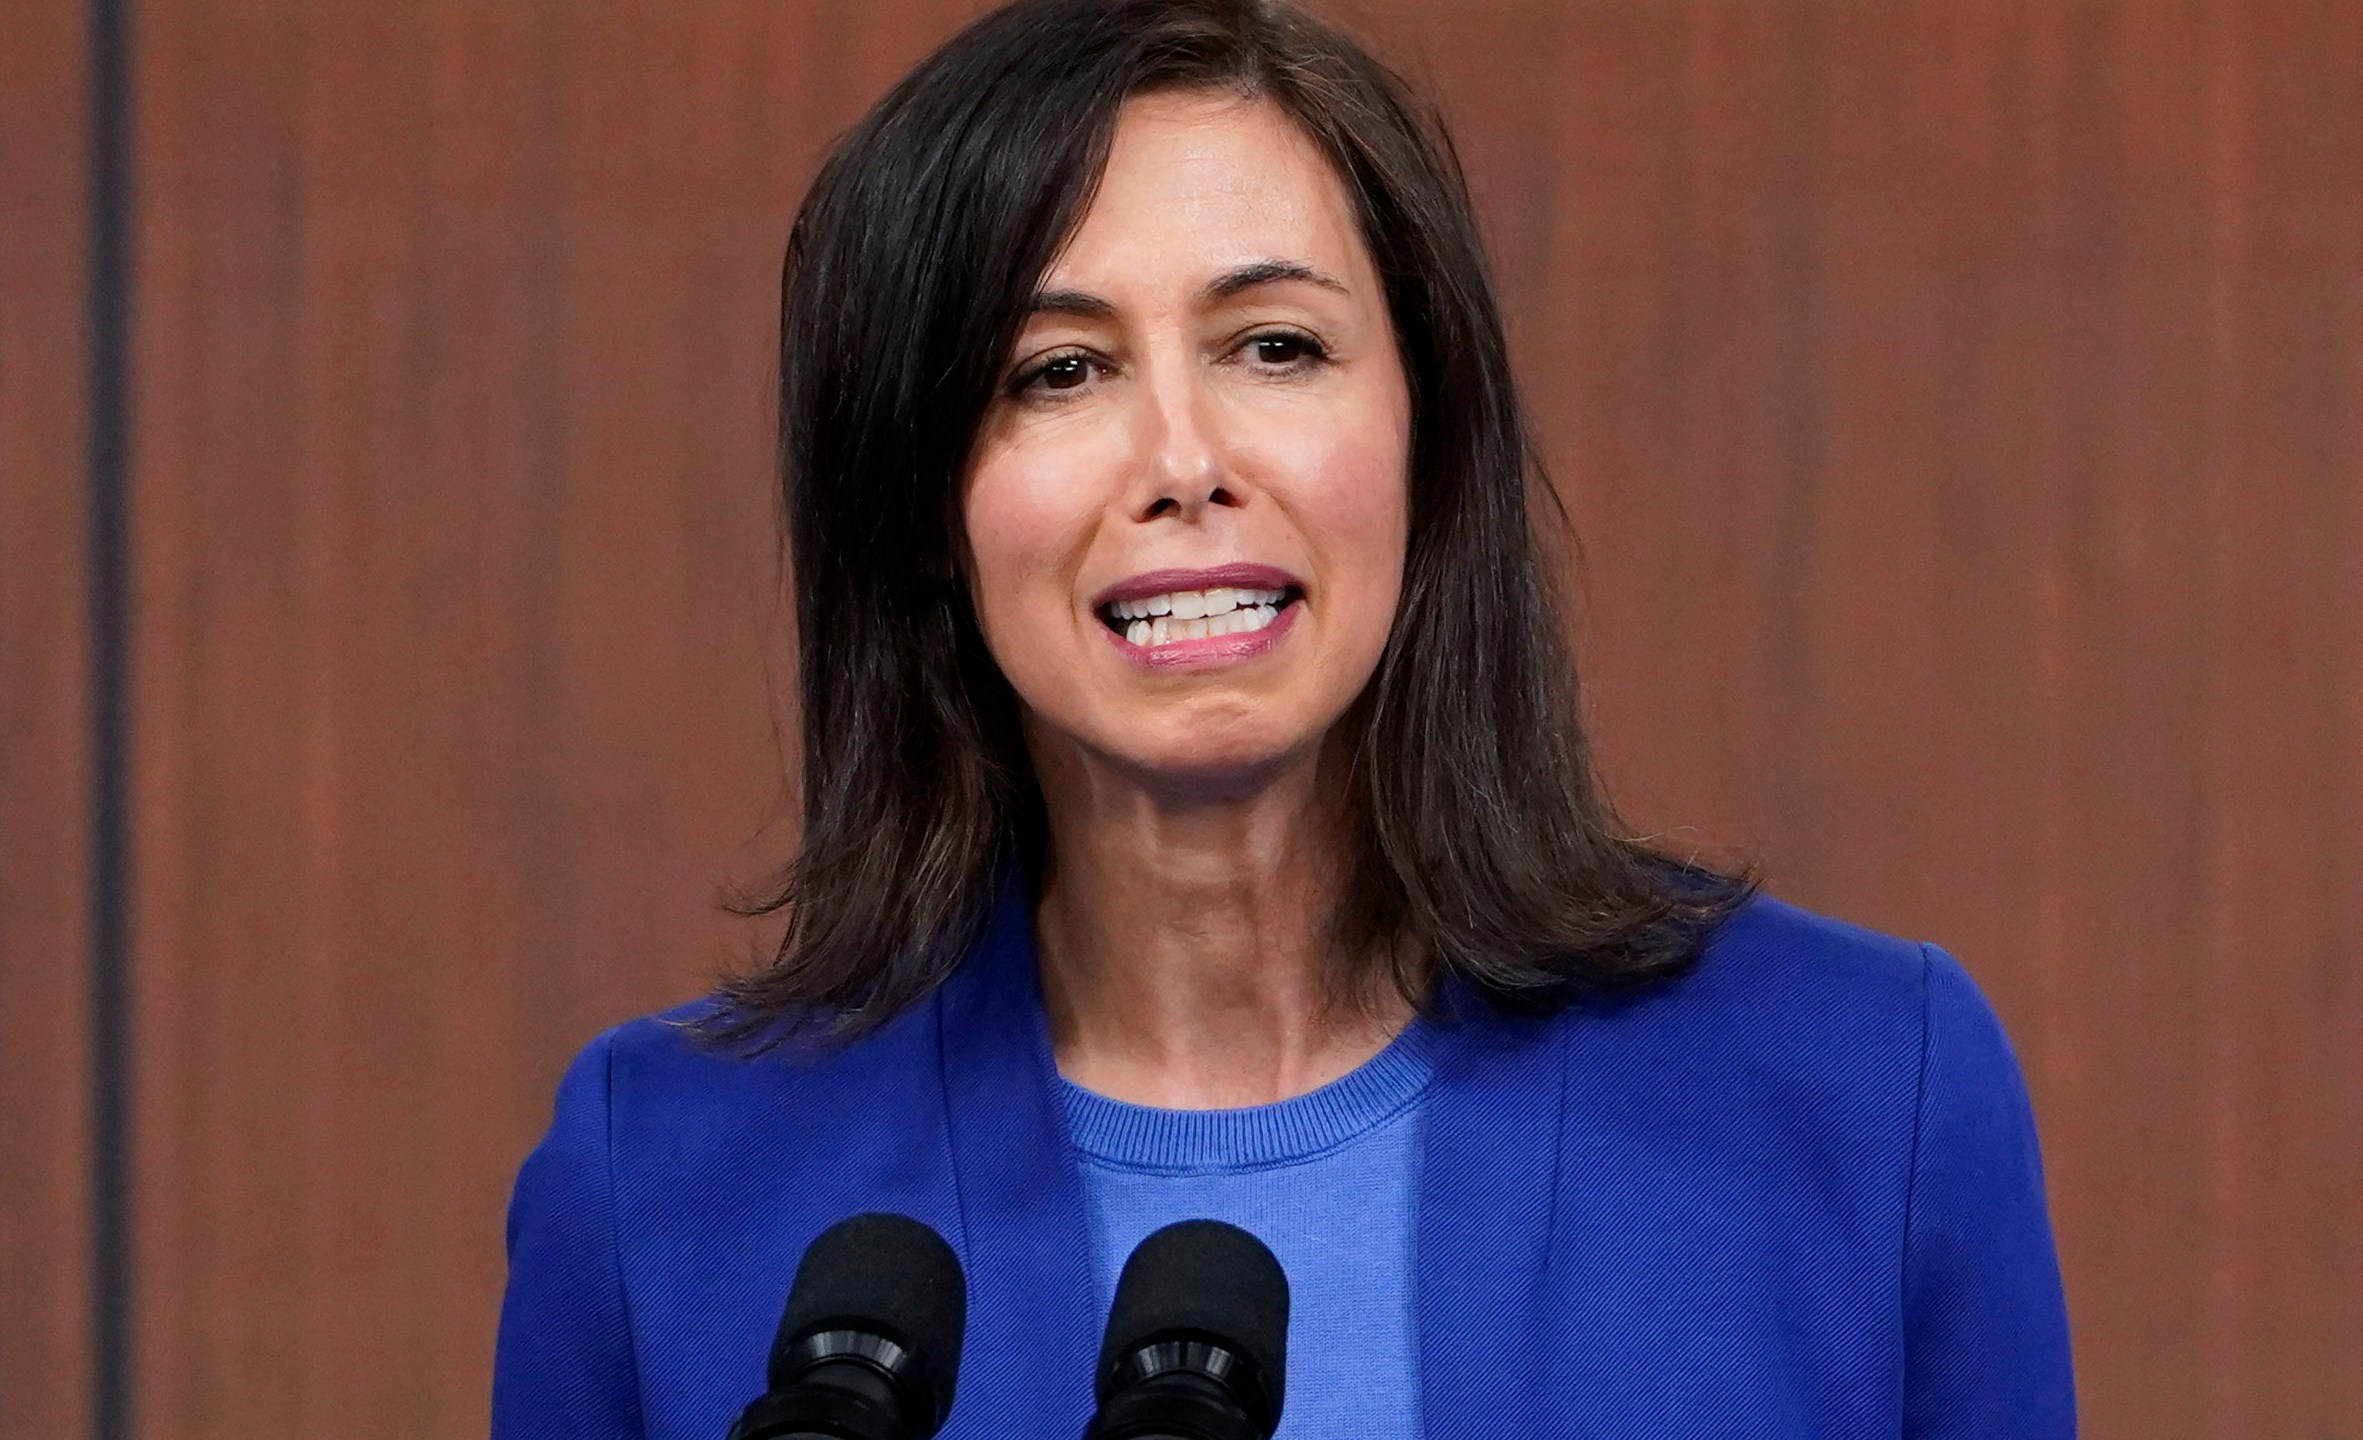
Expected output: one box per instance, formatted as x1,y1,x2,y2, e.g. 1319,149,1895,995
1443,3,2362,1433
123,3,999,1434
0,1,93,1435
102,1,2360,1437
1437,3,2362,1433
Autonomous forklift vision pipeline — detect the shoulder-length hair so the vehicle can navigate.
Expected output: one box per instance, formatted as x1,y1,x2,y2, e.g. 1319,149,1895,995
707,0,1753,1047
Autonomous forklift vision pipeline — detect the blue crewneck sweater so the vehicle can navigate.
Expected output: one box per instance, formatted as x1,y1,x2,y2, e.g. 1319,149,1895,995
1057,1018,1440,1439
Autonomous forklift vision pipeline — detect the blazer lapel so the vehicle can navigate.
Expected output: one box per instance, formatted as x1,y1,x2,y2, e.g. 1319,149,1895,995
934,870,1100,1439
1416,984,1567,1439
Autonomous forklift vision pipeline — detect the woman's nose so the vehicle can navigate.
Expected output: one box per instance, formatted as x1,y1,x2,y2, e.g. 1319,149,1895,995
1130,359,1239,521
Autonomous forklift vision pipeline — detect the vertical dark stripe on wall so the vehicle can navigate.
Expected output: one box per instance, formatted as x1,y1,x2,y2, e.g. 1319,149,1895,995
86,0,133,1435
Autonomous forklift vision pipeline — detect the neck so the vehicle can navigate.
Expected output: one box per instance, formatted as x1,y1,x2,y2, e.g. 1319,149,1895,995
1027,725,1414,1109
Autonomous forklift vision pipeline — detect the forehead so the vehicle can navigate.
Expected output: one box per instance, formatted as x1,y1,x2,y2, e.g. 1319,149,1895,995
1041,89,1373,293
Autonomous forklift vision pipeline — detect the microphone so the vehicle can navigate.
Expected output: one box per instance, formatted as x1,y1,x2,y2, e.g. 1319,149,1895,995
1084,1220,1290,1440
727,1213,967,1440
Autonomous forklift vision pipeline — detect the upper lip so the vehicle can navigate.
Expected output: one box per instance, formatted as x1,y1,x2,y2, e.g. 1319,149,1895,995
1090,563,1302,611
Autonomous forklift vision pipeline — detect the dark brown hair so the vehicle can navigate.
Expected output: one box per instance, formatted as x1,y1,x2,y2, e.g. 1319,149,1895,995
706,0,1753,1048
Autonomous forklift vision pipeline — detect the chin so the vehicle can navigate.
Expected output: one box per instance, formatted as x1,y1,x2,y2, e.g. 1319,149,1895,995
1098,733,1311,801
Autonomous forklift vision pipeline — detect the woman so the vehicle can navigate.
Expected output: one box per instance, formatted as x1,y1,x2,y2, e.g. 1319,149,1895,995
493,1,2075,1436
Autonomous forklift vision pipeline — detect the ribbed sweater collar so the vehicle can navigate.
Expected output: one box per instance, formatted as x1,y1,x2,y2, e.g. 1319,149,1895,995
1054,1016,1440,1174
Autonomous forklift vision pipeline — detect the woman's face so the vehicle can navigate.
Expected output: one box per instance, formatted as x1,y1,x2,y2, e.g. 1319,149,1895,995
962,90,1412,792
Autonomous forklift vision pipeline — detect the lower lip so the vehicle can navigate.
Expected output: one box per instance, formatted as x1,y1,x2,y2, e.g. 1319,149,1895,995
1100,600,1302,670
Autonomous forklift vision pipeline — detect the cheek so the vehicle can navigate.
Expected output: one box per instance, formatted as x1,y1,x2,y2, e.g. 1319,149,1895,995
1287,427,1410,627
960,446,1110,682
964,463,1069,605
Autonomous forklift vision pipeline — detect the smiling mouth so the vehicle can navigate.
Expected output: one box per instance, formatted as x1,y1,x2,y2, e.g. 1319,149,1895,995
1097,584,1301,648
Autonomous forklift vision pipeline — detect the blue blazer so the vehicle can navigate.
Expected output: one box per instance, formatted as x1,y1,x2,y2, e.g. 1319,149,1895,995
492,884,2075,1439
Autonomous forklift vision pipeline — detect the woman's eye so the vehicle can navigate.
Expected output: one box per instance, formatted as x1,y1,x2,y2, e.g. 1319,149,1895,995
1036,355,1092,390
1245,332,1324,368
1009,351,1102,398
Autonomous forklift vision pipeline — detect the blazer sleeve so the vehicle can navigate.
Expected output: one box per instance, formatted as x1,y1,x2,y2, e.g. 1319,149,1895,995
492,1030,644,1439
1902,944,2077,1437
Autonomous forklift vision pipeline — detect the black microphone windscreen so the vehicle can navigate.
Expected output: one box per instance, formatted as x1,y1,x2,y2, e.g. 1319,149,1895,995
773,1212,967,1418
1096,1219,1289,1413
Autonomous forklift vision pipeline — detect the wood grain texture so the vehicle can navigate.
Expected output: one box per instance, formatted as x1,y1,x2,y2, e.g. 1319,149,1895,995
115,1,2357,1436
0,2,94,1435
1446,3,2363,1433
127,4,838,1433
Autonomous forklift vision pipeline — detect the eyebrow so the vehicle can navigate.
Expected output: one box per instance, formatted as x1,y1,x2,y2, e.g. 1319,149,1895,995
1024,259,1349,319
1026,289,1119,320
1201,258,1349,302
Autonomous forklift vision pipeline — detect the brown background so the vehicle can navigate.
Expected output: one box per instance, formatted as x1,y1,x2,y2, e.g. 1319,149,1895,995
3,1,2357,1436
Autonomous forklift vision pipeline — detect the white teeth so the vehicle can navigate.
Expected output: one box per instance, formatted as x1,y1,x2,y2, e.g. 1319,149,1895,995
1107,585,1293,646
1118,601,1283,648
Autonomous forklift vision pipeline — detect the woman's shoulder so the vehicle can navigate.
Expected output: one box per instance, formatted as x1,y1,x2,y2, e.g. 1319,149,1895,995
539,991,944,1158
1665,888,1996,1040
1555,890,2027,1130
1697,887,1934,1001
